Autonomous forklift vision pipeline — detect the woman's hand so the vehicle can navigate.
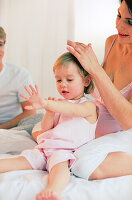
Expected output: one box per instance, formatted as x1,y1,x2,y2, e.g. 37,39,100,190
20,84,44,110
67,40,100,75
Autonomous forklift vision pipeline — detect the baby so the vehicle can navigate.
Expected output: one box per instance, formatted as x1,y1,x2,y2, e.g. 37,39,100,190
0,52,98,200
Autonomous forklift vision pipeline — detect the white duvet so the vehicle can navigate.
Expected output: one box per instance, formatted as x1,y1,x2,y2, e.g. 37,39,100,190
0,169,131,200
0,128,132,200
0,129,36,155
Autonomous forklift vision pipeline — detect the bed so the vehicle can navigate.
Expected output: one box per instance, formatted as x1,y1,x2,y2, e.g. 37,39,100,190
0,114,132,200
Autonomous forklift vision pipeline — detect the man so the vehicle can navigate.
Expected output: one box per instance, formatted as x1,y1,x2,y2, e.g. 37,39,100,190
0,26,36,129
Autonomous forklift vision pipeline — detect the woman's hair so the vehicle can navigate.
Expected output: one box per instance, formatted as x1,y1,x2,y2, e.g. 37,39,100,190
0,27,6,42
53,52,94,94
120,0,132,14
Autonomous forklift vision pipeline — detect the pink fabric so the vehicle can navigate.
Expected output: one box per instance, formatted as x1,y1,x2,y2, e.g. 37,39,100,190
21,97,97,171
21,148,75,172
36,97,97,149
94,83,132,137
91,35,132,137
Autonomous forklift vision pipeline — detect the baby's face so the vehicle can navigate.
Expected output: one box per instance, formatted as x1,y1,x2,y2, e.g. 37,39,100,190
54,63,85,100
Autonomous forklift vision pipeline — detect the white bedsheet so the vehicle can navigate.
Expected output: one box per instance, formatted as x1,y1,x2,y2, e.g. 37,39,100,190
0,128,132,200
0,168,131,200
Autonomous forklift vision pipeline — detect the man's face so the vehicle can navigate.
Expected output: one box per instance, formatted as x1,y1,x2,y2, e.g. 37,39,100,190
0,39,5,61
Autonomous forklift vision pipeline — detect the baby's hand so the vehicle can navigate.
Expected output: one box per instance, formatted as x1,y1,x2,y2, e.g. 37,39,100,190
20,84,44,110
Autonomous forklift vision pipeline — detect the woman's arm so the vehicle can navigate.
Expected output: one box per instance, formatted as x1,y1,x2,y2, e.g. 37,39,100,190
67,40,132,130
93,66,132,130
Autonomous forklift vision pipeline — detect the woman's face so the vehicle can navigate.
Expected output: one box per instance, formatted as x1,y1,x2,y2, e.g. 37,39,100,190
116,0,132,44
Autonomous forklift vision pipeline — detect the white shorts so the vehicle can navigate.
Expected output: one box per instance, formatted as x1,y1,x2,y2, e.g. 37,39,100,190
71,129,132,180
21,148,76,172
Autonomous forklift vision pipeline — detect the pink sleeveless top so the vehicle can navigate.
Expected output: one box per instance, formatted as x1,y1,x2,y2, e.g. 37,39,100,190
36,97,97,150
92,35,132,137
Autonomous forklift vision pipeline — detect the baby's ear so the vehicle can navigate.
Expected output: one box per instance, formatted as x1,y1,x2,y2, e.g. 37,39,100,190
84,75,91,87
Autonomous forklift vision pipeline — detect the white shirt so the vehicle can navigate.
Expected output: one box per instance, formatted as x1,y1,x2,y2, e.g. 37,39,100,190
0,63,34,124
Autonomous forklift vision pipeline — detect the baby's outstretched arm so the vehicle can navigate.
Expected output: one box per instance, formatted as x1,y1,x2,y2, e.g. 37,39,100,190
43,100,97,123
21,85,97,125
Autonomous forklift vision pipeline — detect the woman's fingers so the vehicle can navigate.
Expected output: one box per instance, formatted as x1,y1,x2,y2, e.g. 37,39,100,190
67,40,99,74
67,40,75,48
67,40,91,51
67,45,80,59
67,40,80,57
87,43,92,47
74,44,85,54
75,42,87,50
67,40,91,57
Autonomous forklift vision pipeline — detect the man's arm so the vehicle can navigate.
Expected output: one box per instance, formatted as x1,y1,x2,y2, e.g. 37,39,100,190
0,101,36,129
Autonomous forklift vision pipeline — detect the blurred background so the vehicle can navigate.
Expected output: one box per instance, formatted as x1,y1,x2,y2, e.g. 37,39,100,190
0,0,119,97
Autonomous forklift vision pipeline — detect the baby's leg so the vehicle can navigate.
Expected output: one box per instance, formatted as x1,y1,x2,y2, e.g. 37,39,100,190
0,156,32,173
36,161,70,200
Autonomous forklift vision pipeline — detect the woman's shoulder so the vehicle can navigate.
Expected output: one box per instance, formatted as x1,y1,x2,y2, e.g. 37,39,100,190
105,34,117,47
104,34,117,55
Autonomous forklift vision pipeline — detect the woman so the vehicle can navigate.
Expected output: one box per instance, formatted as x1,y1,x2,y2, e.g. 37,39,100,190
67,0,132,180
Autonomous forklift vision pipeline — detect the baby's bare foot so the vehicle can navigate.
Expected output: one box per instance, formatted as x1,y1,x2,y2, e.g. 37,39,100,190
36,190,62,200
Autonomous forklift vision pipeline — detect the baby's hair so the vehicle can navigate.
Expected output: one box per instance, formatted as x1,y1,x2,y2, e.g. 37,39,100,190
53,52,94,94
0,27,6,42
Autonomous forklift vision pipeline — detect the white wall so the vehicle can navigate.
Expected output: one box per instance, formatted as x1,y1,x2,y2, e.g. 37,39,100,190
74,0,120,64
0,0,120,98
0,0,74,98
